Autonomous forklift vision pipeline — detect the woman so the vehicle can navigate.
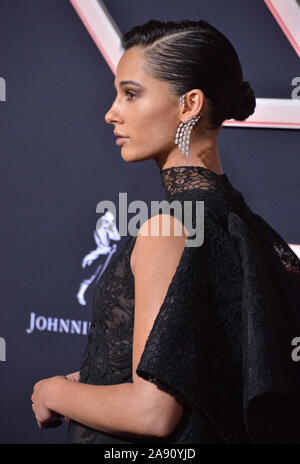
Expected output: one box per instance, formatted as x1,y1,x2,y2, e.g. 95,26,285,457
31,19,300,444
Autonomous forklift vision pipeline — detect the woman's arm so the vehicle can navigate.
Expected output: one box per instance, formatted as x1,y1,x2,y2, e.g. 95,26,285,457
44,378,161,438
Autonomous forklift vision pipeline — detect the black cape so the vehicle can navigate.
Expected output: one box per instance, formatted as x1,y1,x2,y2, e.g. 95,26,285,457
135,165,300,443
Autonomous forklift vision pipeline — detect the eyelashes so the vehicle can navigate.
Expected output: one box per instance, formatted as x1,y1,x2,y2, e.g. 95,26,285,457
113,89,137,103
124,90,136,100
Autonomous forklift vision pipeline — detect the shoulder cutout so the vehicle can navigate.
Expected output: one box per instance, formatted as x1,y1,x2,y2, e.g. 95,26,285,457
131,214,188,276
131,213,187,436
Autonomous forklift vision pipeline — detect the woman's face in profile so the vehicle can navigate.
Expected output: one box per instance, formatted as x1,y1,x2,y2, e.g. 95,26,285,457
104,47,182,164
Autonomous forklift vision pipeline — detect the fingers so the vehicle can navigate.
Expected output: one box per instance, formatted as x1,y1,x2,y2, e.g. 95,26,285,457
65,371,80,382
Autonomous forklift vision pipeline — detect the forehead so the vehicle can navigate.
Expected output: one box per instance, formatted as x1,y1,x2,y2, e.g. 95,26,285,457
115,47,144,81
114,47,173,97
115,47,156,87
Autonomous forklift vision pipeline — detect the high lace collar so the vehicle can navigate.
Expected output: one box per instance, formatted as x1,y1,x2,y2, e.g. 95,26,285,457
160,165,229,198
159,165,248,216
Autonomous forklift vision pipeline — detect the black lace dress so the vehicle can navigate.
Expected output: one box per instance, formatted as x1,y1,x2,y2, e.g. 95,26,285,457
67,165,300,444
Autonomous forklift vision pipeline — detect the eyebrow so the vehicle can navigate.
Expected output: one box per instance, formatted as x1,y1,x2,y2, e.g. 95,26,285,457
114,80,143,89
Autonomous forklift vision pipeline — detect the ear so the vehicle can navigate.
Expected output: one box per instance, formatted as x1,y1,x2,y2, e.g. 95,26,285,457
181,88,205,120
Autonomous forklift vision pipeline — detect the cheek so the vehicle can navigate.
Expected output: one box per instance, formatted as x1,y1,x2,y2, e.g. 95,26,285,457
138,109,175,143
145,121,175,146
128,96,176,146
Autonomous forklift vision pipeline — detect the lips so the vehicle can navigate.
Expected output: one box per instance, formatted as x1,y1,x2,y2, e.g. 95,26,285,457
114,132,128,137
115,137,129,146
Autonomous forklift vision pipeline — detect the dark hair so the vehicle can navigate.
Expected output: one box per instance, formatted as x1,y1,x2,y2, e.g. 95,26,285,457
121,19,256,130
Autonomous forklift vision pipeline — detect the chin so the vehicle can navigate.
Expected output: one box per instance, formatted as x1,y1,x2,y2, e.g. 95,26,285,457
120,148,140,163
120,148,135,163
120,144,153,163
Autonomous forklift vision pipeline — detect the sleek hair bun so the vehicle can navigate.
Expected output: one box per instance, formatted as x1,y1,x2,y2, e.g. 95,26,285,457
227,81,256,121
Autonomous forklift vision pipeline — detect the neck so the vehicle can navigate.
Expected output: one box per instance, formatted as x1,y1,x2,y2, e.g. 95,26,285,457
157,129,224,175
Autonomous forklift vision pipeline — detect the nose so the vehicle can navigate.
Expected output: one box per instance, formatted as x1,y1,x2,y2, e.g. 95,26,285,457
104,107,113,125
104,99,121,125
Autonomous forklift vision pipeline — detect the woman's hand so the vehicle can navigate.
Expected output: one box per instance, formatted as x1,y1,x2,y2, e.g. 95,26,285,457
31,376,67,428
31,372,80,429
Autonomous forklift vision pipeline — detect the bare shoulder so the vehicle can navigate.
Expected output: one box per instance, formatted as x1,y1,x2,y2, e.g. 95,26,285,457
131,213,188,436
130,213,188,275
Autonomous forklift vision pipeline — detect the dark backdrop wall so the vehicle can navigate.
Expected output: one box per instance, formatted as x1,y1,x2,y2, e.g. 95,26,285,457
0,0,299,444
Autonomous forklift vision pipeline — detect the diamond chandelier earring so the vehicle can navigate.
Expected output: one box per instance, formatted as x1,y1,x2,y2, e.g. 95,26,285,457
175,92,202,158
